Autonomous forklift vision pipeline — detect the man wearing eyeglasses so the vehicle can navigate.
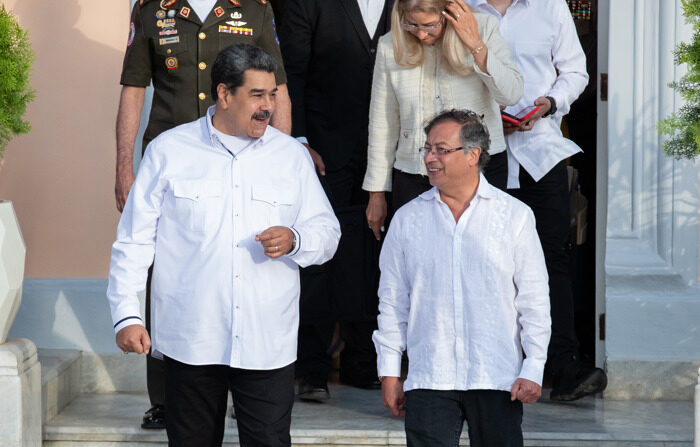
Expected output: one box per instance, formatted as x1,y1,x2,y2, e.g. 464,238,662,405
374,109,551,447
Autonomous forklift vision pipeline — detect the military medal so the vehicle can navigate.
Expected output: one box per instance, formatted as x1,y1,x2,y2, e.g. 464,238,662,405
157,18,176,28
159,36,180,45
229,0,241,6
167,9,176,18
156,9,167,19
214,6,225,17
219,25,253,36
165,56,178,70
180,6,191,18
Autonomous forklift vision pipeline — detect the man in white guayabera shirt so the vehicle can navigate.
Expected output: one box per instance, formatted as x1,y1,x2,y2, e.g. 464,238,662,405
107,44,340,447
374,109,551,447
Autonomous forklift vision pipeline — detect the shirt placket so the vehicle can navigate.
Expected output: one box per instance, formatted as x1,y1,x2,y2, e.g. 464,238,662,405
230,147,243,366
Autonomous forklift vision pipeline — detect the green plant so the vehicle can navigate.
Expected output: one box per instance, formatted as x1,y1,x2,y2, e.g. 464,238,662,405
0,4,34,157
658,0,700,159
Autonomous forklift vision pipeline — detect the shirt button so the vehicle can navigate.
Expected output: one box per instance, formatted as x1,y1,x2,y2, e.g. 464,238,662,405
198,32,206,40
234,184,239,188
198,62,207,70
198,92,206,100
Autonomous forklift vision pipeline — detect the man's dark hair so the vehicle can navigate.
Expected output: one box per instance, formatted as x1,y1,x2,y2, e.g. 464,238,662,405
424,109,491,170
210,44,277,100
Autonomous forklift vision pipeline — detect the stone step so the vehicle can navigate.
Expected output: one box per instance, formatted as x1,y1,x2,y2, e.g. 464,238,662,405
38,348,81,424
43,386,694,447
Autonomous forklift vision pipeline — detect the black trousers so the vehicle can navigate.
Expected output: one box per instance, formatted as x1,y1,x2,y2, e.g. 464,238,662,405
506,160,578,375
164,357,294,447
296,156,379,385
391,151,508,211
145,266,165,407
404,389,523,447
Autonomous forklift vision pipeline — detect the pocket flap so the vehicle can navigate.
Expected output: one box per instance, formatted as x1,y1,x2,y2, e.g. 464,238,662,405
173,180,223,201
251,184,294,206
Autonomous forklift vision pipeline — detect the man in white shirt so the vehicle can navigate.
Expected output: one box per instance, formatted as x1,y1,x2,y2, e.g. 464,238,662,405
278,0,392,400
107,44,340,446
375,109,550,447
465,0,607,401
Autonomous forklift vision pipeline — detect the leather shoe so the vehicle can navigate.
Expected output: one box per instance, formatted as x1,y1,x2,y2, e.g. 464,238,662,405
141,405,166,429
339,373,382,390
297,380,330,402
551,364,607,401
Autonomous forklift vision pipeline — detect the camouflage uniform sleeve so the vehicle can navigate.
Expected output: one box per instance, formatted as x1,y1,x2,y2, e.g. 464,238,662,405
257,2,287,85
120,2,152,87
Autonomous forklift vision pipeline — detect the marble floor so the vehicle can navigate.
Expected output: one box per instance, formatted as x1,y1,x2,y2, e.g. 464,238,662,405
43,385,694,446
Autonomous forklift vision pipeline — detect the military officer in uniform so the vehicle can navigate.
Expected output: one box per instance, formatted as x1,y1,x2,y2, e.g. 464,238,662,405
114,0,291,429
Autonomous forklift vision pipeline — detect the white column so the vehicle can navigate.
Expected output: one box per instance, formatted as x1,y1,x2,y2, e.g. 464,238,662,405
0,338,41,447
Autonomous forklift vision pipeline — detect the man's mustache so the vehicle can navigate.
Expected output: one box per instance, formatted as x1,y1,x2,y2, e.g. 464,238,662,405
252,110,272,120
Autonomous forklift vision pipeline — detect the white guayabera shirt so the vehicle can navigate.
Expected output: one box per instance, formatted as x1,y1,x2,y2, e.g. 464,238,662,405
467,0,589,186
373,175,551,391
107,106,340,370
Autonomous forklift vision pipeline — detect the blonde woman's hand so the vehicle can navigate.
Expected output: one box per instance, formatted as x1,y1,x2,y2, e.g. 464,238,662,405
442,1,484,52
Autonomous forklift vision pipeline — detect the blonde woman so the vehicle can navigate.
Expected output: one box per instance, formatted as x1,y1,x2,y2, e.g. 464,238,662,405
362,0,522,239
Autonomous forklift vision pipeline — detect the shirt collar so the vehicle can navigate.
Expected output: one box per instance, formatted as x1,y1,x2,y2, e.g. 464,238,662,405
205,105,271,153
419,173,496,202
469,0,529,10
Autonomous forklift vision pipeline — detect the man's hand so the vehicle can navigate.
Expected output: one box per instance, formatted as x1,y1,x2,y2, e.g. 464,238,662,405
115,168,135,213
256,226,294,258
303,143,326,176
381,377,406,417
502,120,519,136
366,191,387,241
510,378,542,403
518,96,551,132
116,324,151,354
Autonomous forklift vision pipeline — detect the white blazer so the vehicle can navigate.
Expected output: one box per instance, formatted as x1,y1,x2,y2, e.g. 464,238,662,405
362,12,523,192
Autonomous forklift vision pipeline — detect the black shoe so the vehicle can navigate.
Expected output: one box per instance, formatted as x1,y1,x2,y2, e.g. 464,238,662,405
339,374,382,390
297,380,330,402
141,405,166,429
551,364,608,402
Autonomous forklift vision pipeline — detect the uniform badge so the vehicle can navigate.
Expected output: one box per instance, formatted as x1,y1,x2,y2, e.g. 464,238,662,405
161,0,177,8
155,9,166,19
159,36,180,45
157,18,176,28
165,56,178,70
226,20,247,26
272,17,279,45
127,22,136,47
167,9,176,18
214,6,225,17
229,0,241,6
179,6,190,18
159,28,178,36
232,11,243,19
259,0,267,5
219,25,253,36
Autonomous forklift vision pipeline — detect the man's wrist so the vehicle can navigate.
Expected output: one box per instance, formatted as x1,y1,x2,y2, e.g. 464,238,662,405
543,96,557,117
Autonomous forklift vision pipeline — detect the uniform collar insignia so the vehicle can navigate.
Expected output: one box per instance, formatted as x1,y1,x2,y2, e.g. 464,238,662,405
214,6,225,17
179,6,191,18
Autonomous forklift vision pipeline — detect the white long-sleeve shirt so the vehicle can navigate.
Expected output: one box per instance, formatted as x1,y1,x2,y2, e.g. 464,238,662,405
373,175,551,391
107,106,340,369
467,0,589,185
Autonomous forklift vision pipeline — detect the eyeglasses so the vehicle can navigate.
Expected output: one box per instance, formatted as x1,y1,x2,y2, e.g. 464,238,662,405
418,145,466,158
400,17,444,35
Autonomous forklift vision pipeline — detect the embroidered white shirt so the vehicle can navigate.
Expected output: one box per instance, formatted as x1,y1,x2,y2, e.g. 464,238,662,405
466,0,589,185
107,106,340,369
373,175,551,391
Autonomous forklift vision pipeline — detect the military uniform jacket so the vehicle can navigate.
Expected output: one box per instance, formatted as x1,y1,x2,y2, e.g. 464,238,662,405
121,0,287,144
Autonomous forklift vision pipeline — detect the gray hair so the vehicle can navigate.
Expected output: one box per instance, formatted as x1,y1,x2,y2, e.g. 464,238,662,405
424,109,491,170
211,43,277,100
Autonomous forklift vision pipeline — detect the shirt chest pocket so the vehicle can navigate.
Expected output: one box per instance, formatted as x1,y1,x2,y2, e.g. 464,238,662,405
250,184,297,229
172,180,225,233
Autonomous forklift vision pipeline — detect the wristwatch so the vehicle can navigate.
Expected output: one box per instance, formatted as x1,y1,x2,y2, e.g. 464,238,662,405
543,96,557,117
